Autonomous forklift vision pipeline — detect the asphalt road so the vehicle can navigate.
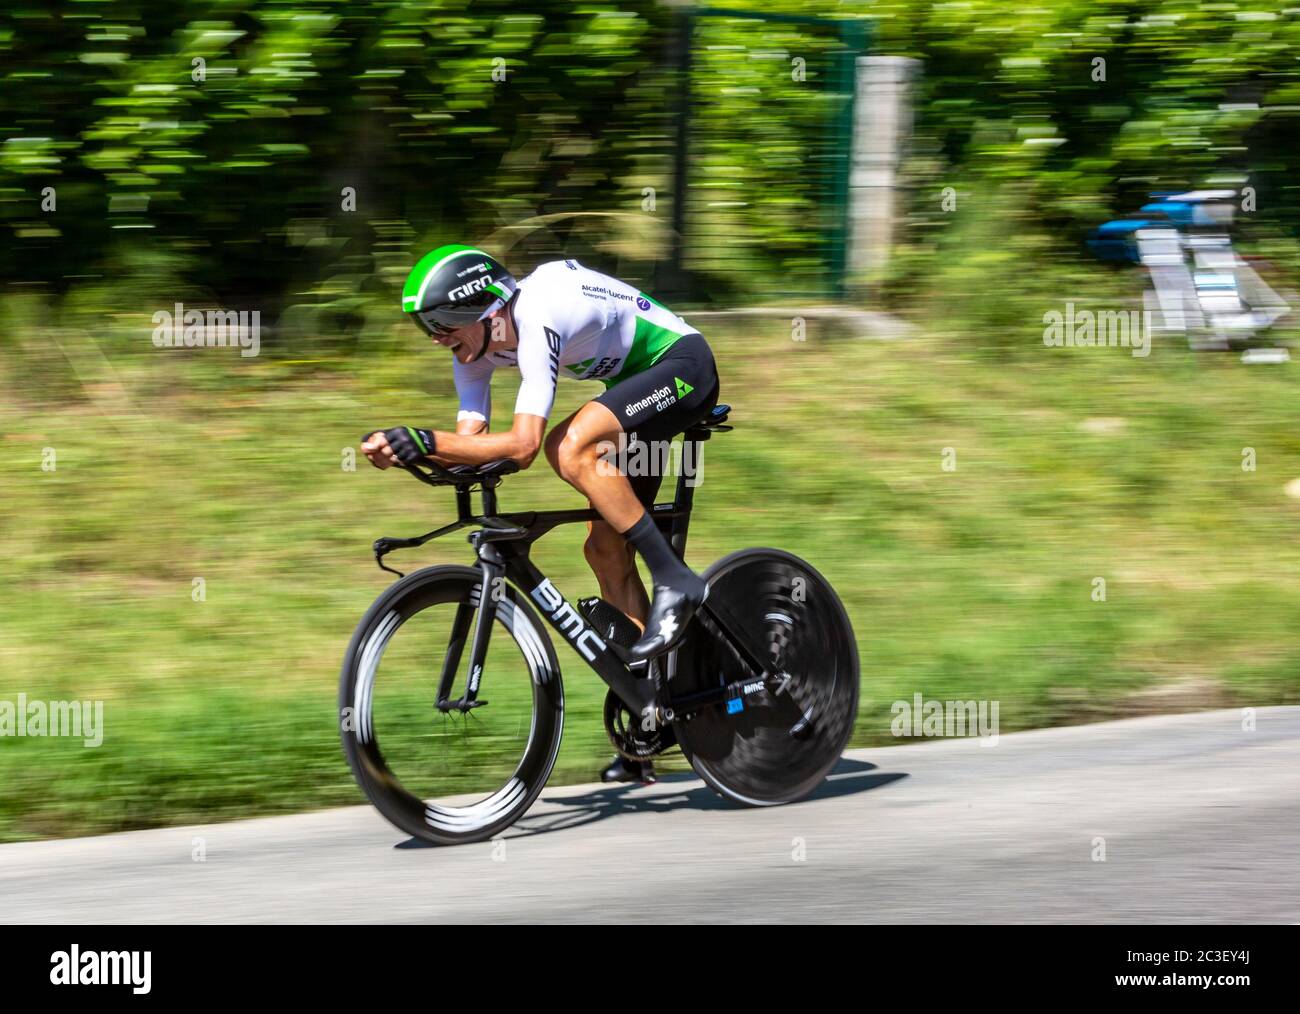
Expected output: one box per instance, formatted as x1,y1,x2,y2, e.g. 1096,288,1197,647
2,707,1296,923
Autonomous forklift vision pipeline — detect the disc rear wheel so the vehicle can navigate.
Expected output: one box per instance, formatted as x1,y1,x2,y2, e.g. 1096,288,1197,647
669,549,858,805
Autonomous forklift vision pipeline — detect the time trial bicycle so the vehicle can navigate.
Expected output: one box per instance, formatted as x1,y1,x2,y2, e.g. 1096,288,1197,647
339,404,859,845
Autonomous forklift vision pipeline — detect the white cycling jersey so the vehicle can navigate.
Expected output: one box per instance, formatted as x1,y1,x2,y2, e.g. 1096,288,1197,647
453,259,696,424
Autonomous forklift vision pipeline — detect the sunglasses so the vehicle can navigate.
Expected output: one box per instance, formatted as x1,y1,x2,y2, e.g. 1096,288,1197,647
412,308,464,338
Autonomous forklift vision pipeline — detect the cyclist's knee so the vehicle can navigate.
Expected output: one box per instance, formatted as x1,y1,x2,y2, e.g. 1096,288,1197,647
555,430,600,484
544,419,596,484
553,402,622,486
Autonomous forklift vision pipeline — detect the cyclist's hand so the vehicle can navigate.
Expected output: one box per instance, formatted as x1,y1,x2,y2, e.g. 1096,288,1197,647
360,430,394,469
363,427,436,469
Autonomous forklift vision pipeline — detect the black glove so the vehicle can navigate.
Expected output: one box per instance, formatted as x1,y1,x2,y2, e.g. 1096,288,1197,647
380,426,436,466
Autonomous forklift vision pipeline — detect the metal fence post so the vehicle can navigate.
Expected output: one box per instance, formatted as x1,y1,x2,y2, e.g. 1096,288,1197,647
666,10,694,300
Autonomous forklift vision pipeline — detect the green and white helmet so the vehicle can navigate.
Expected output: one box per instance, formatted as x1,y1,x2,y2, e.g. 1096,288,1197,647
401,244,517,337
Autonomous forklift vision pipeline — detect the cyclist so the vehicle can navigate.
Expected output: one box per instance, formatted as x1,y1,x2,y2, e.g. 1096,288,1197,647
361,245,720,782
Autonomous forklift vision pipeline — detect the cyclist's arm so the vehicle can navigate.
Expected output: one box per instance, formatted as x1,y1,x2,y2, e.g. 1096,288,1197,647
426,413,545,468
453,355,493,427
419,316,557,468
401,314,557,469
415,353,541,466
421,415,488,465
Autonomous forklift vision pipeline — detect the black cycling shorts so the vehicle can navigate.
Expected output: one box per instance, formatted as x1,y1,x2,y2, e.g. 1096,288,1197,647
593,332,720,507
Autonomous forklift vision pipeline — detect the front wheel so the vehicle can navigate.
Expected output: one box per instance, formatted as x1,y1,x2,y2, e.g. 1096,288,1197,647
669,549,859,805
339,565,564,845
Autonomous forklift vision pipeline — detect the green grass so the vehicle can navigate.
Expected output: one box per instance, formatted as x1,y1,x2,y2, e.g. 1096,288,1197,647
2,316,1299,841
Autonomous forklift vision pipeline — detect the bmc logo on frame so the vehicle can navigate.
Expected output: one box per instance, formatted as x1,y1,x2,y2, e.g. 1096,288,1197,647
529,579,607,661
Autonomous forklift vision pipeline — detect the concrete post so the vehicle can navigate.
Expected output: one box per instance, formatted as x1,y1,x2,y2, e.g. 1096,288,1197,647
848,56,921,294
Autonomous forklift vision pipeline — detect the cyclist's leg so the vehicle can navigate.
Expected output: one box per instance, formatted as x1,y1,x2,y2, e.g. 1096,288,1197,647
549,334,720,659
544,337,716,537
546,413,662,785
584,521,645,626
583,471,662,627
544,414,657,626
545,399,657,534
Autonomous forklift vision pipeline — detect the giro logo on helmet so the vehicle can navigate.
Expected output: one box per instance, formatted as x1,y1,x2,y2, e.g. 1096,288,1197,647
448,274,496,302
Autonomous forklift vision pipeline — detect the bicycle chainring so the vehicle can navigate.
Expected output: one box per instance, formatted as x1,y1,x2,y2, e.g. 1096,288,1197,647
603,689,675,761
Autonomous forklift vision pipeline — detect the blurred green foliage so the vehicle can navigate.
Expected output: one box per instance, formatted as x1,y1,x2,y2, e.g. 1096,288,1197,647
0,0,674,320
682,12,862,298
876,0,1300,332
4,1,1300,328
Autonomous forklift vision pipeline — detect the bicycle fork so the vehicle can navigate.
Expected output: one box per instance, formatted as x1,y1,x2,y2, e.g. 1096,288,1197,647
434,554,504,714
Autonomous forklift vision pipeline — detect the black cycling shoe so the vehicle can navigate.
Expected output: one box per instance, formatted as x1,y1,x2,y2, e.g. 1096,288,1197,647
601,755,656,784
628,583,706,661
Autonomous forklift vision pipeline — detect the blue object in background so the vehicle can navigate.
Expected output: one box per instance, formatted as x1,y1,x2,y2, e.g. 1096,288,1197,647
1086,218,1154,263
1139,201,1196,227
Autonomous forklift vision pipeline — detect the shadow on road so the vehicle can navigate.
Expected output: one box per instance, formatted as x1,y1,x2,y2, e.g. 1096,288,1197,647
394,756,907,848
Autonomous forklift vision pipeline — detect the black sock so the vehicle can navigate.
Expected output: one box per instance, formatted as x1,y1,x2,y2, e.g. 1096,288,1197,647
621,513,705,597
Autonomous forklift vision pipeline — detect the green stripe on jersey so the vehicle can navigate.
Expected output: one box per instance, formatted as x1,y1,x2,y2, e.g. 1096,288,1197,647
603,317,686,386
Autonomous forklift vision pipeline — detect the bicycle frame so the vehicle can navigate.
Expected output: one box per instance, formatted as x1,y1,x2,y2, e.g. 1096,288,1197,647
372,426,773,725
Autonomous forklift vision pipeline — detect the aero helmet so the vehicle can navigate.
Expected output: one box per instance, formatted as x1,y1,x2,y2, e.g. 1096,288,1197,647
401,244,516,337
